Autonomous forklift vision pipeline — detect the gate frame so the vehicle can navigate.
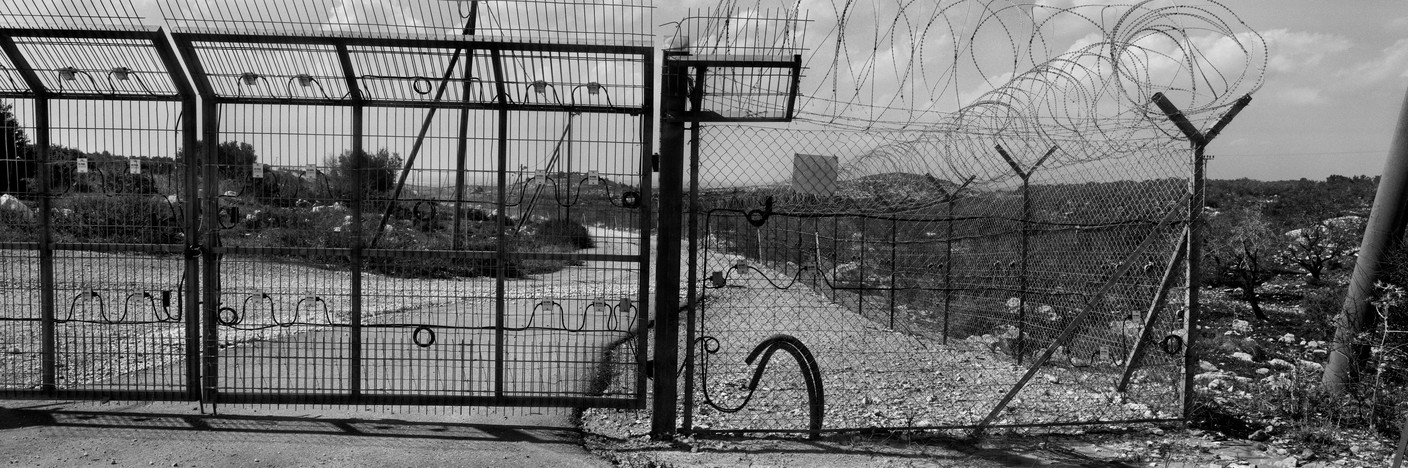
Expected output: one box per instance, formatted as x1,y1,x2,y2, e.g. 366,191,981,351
169,30,656,408
0,25,201,401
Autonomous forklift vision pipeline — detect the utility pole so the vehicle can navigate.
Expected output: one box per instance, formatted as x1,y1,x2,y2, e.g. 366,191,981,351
1323,86,1408,394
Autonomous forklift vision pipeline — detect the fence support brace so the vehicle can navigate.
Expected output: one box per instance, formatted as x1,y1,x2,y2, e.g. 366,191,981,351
970,204,1188,438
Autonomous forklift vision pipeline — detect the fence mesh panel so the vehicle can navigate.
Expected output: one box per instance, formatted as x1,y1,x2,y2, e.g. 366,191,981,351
685,124,1192,432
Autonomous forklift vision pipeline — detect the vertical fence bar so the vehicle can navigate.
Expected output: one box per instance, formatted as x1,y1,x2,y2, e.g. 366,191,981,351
637,49,656,408
451,3,478,250
0,36,55,393
181,94,200,400
336,44,363,399
490,48,508,399
145,28,203,401
35,96,53,393
681,114,701,434
200,98,220,408
943,198,954,344
859,215,866,317
1017,175,1030,364
889,217,897,329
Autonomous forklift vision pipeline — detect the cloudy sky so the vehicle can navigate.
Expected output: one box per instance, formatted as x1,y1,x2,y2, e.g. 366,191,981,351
110,0,1408,182
652,0,1408,181
1194,1,1408,180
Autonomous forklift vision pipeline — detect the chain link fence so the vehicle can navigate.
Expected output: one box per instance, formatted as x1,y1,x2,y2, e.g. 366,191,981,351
682,124,1194,434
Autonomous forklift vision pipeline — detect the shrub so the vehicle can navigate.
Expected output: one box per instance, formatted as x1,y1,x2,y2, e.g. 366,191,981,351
325,148,403,202
0,198,35,241
1299,286,1344,331
531,217,595,250
52,194,181,244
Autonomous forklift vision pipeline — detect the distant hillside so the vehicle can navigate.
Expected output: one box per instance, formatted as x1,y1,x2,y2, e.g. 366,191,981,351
835,172,964,201
1206,175,1377,226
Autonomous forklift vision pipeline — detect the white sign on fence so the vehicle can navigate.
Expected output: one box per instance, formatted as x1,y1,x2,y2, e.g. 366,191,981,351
253,162,264,179
129,158,141,174
76,157,89,174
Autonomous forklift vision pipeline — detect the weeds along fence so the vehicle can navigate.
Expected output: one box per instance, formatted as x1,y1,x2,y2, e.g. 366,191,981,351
680,123,1201,434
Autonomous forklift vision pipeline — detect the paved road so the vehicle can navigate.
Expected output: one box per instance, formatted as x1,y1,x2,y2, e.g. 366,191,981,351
0,401,610,467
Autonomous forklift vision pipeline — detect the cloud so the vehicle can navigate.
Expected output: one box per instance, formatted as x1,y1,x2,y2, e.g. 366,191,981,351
1339,38,1408,85
1260,29,1351,73
1273,86,1324,106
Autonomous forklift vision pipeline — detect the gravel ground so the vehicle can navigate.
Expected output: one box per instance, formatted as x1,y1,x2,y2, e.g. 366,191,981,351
583,248,1176,440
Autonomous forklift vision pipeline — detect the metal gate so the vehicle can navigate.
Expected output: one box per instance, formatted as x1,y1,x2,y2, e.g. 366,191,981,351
0,1,653,410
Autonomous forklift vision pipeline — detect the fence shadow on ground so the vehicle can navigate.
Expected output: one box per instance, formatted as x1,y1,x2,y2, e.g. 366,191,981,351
0,405,583,445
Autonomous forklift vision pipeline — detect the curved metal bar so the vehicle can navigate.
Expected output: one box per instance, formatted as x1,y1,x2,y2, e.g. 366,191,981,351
697,333,825,439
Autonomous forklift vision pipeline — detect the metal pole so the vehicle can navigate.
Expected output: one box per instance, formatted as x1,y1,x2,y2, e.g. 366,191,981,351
35,96,53,393
0,36,56,394
336,43,364,399
636,49,656,412
681,117,701,434
490,49,508,399
451,2,479,250
564,112,573,223
1018,176,1030,364
890,217,897,329
651,52,688,440
859,215,867,317
1150,92,1252,416
452,68,473,249
1325,86,1408,394
1118,229,1188,391
200,98,220,409
944,198,954,345
181,96,200,400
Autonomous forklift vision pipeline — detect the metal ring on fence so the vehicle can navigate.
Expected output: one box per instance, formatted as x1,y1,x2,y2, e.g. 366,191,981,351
1161,334,1184,355
413,201,437,221
411,77,432,95
217,306,241,326
413,326,436,348
746,209,769,227
621,191,640,209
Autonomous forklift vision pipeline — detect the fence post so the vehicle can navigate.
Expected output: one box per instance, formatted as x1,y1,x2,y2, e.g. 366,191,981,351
860,215,867,318
1150,92,1252,418
180,93,200,400
335,44,365,399
996,145,1057,365
35,96,53,394
651,51,689,440
0,36,56,393
890,217,897,329
944,197,954,344
199,99,220,409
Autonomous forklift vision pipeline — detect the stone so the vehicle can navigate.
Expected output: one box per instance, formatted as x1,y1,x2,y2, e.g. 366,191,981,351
1280,333,1297,343
1200,360,1219,372
1248,429,1271,441
1231,352,1254,362
0,194,32,219
1268,358,1293,369
1256,368,1271,375
1273,456,1299,467
1232,319,1253,333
